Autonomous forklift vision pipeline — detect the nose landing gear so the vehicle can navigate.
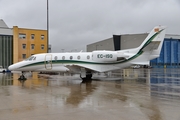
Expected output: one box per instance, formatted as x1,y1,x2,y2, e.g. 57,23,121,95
18,72,27,86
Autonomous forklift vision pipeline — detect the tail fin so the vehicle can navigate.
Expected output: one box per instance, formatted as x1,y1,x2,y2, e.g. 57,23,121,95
138,26,166,55
131,26,166,65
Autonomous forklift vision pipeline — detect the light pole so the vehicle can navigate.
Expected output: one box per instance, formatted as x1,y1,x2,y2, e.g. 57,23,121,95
47,0,49,53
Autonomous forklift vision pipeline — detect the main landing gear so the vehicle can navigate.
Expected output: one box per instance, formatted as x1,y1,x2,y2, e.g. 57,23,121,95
18,72,27,85
80,72,92,83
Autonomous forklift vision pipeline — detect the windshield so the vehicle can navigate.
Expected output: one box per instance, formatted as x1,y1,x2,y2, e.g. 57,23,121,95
25,56,36,61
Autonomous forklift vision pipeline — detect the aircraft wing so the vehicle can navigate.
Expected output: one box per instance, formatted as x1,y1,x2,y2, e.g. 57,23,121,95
66,64,120,73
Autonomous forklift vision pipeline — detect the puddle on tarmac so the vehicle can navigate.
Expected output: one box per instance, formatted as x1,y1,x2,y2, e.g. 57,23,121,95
0,69,180,120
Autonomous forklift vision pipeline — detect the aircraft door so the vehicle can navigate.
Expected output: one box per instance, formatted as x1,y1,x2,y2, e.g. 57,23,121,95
45,54,52,70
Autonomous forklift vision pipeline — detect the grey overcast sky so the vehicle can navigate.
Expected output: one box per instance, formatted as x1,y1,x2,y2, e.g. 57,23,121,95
0,0,180,52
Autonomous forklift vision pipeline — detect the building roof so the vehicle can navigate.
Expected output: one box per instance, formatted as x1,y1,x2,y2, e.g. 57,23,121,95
0,19,8,28
0,19,12,35
165,34,180,39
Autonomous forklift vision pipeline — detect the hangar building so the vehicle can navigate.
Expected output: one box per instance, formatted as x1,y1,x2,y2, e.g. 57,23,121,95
0,19,13,69
87,33,180,68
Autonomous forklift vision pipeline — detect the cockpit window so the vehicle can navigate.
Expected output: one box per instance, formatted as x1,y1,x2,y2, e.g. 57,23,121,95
25,56,35,61
33,57,36,60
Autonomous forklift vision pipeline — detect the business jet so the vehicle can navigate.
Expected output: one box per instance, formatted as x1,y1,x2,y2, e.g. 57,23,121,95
8,26,166,81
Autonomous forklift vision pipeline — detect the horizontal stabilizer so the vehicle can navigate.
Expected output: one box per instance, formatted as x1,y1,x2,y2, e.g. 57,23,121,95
131,61,149,65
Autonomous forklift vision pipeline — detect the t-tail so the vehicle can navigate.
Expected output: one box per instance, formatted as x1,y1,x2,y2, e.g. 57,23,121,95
127,26,166,65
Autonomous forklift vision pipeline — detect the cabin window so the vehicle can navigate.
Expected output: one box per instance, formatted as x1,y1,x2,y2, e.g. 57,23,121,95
70,56,73,60
87,55,90,59
33,57,36,60
54,56,58,60
77,56,80,59
62,56,65,60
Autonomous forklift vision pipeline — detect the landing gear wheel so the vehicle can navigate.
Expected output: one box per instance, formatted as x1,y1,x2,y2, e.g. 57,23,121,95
18,72,27,81
80,73,92,83
18,72,27,86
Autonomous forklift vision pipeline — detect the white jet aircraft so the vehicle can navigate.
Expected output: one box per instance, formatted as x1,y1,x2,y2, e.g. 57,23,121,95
8,26,166,81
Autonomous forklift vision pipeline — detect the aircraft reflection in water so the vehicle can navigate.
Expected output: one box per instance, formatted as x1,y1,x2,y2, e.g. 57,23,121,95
1,69,180,102
65,83,96,106
0,72,48,87
1,69,180,119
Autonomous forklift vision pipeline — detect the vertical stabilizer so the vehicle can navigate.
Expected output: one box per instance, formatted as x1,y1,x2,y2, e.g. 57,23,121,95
131,26,166,65
138,26,166,54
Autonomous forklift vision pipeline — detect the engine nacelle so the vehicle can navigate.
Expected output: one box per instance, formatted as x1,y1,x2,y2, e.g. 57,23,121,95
92,51,118,62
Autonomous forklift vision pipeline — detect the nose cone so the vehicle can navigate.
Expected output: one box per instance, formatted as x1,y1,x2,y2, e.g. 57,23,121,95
8,62,22,71
8,61,28,71
8,64,16,71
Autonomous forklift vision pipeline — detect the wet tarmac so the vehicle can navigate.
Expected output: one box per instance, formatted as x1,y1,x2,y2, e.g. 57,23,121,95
0,68,180,120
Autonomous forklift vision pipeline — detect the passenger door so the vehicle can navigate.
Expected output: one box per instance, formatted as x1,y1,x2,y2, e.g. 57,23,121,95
45,54,52,70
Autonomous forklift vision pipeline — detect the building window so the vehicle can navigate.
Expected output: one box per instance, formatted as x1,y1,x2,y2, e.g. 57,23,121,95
19,33,26,39
31,34,35,39
22,54,26,59
41,44,44,50
22,44,26,49
31,44,35,49
41,35,44,40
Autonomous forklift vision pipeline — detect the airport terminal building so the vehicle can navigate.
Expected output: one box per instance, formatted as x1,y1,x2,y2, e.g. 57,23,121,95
87,33,180,68
0,19,48,69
